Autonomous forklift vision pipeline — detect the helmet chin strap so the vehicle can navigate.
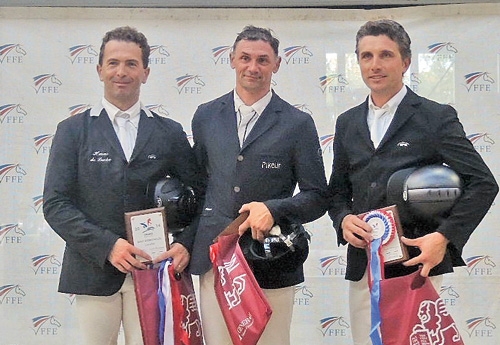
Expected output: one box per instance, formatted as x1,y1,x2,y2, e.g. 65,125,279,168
260,224,310,259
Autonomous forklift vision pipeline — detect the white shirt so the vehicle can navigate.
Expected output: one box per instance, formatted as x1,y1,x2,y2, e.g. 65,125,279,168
367,86,407,148
89,98,154,161
101,97,141,139
233,89,272,145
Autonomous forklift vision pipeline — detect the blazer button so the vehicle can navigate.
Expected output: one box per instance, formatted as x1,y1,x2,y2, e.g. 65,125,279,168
237,155,244,162
370,182,377,188
233,186,241,193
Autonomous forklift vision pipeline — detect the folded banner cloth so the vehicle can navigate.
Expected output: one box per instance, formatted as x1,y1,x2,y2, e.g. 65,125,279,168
158,260,204,345
210,231,272,345
132,266,161,345
380,269,465,345
132,260,203,345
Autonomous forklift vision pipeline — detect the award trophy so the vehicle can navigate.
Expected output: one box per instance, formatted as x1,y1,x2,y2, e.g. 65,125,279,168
125,207,169,263
358,205,409,265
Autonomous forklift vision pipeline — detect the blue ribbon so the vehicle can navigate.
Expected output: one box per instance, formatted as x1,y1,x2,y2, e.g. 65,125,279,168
369,237,383,345
364,211,390,345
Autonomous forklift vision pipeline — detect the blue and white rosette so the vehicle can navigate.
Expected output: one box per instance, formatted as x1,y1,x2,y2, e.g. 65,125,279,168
362,209,396,345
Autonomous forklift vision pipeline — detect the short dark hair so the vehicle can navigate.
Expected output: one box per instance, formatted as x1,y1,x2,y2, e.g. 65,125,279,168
98,26,150,68
355,19,412,61
232,25,280,56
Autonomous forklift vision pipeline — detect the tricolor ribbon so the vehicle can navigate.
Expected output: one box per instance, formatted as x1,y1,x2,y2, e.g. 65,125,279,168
158,259,174,345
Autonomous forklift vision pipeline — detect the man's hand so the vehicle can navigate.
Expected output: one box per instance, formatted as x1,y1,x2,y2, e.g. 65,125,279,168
108,238,151,273
401,232,449,277
238,202,274,242
341,214,373,249
152,243,190,273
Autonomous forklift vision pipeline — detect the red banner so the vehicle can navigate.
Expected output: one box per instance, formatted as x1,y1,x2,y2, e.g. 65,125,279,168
380,269,465,345
210,233,272,345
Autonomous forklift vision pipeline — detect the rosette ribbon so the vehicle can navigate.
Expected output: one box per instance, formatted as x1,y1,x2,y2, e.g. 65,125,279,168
363,210,395,345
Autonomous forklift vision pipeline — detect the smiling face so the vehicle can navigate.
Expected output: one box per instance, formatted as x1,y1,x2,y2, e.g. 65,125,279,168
230,39,281,103
357,34,410,106
96,39,150,110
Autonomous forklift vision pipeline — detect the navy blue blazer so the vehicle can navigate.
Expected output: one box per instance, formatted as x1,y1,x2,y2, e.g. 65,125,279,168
328,87,498,281
43,106,204,295
184,91,328,289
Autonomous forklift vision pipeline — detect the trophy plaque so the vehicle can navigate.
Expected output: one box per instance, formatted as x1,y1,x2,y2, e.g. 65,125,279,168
358,205,409,265
125,207,169,263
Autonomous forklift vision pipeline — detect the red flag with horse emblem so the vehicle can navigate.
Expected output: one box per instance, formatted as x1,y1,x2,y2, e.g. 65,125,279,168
210,232,272,345
157,260,204,345
166,262,204,345
132,259,204,345
379,269,465,345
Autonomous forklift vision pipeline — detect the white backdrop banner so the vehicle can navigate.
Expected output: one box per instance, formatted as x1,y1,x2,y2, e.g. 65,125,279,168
0,4,499,345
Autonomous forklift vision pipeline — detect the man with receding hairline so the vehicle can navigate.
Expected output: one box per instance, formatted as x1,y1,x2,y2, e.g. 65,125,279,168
182,25,328,345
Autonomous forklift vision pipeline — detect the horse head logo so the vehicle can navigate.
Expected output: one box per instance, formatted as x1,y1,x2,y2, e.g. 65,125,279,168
428,42,458,54
175,74,205,94
465,255,496,275
468,133,495,145
319,74,349,93
465,316,496,337
33,73,62,93
463,72,495,91
319,316,350,337
146,104,170,117
31,315,62,334
0,164,26,183
0,104,27,123
295,285,314,298
283,45,313,63
31,254,61,274
0,284,26,303
68,44,98,63
212,45,231,64
0,43,27,62
150,45,170,57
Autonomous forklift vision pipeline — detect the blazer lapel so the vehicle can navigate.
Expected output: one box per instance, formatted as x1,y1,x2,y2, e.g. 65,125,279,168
218,94,241,150
132,110,155,160
95,109,126,160
379,88,419,147
352,99,373,149
241,95,279,151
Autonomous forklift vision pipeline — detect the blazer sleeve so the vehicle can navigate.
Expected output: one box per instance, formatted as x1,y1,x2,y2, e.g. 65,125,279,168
433,104,498,254
43,118,119,268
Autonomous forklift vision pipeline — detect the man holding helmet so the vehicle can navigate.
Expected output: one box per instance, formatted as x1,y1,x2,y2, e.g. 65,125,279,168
327,19,498,345
43,26,205,345
183,25,328,345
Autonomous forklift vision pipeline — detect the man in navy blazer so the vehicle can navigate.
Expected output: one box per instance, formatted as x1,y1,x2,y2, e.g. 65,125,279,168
182,25,328,345
327,19,498,345
43,26,204,345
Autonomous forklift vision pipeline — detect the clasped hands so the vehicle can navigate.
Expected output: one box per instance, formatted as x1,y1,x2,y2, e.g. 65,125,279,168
108,238,190,274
